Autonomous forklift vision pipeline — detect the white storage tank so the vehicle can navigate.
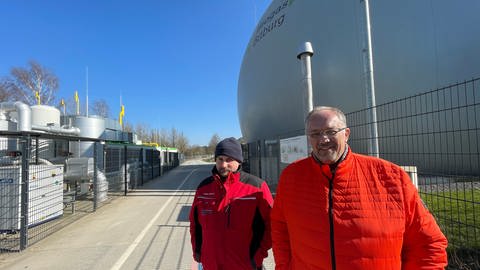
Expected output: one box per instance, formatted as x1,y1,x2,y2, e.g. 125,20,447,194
65,115,105,158
30,105,61,160
64,115,105,139
31,105,60,127
238,0,480,142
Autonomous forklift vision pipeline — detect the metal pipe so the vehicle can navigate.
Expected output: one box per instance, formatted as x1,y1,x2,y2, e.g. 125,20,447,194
0,101,32,131
93,142,97,211
297,42,314,119
361,0,379,157
86,67,89,117
124,145,127,196
31,124,81,135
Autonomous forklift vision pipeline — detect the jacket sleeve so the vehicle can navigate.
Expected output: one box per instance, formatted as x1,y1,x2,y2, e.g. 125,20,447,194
189,191,202,262
401,170,448,269
252,181,274,267
271,176,291,270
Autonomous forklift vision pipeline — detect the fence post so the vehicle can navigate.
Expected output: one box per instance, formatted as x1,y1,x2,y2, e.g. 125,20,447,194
276,138,281,188
93,142,98,211
124,145,127,196
20,135,31,250
140,148,144,186
35,136,39,165
400,166,418,189
257,140,262,178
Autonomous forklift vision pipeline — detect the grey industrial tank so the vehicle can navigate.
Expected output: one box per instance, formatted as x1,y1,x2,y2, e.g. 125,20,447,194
65,115,105,158
238,0,480,142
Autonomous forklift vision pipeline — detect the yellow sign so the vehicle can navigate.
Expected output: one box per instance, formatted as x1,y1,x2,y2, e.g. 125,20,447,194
35,91,40,105
119,105,125,125
74,91,79,103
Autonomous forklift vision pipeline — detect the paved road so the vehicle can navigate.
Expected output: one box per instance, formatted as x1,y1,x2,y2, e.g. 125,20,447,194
0,163,275,270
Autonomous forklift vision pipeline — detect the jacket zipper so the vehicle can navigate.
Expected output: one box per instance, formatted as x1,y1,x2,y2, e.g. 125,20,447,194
217,179,230,228
225,204,231,227
328,174,336,270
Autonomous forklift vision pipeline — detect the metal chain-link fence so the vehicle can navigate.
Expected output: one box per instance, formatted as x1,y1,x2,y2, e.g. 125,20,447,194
0,133,179,252
242,78,480,268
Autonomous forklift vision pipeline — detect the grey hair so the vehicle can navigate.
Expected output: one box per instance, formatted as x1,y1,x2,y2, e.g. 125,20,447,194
305,106,347,131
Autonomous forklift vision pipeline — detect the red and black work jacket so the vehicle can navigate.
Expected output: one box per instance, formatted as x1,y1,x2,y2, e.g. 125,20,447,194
189,167,273,270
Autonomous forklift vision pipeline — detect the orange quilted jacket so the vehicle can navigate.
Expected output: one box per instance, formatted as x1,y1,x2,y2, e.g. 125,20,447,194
271,150,447,270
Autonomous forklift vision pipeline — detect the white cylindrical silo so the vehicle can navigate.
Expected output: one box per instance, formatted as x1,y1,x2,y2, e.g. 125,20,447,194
31,105,60,127
68,115,105,158
30,105,61,160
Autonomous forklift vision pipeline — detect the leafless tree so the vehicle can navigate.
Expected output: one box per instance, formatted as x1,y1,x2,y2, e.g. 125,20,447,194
208,133,221,153
135,123,150,142
148,129,158,144
184,145,208,157
123,121,133,132
169,127,179,147
175,132,189,153
91,99,110,118
0,80,13,101
159,128,169,146
0,61,59,105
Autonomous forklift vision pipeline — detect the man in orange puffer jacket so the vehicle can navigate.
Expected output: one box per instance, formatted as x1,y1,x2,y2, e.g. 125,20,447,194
271,106,448,270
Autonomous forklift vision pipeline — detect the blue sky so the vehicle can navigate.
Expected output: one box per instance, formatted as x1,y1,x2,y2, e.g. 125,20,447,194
0,0,271,146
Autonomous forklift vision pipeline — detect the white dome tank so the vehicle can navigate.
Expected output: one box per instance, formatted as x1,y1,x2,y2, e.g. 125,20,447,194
31,105,60,126
238,0,480,142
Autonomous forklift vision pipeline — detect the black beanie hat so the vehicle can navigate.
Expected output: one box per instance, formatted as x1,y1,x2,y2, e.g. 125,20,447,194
215,137,243,163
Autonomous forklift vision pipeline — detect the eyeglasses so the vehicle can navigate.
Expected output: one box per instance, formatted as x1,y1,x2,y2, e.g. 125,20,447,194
307,127,346,139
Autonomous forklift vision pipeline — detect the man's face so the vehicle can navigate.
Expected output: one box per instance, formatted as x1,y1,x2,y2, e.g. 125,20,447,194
306,110,350,164
215,155,240,177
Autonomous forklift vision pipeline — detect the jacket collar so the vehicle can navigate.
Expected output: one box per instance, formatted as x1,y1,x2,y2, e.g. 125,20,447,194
312,144,349,164
312,145,350,174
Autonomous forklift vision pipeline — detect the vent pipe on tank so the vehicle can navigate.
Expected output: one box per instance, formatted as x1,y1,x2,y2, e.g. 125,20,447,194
297,42,314,119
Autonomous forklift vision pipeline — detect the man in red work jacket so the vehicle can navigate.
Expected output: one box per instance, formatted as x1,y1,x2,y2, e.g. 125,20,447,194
271,106,448,270
190,137,274,270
